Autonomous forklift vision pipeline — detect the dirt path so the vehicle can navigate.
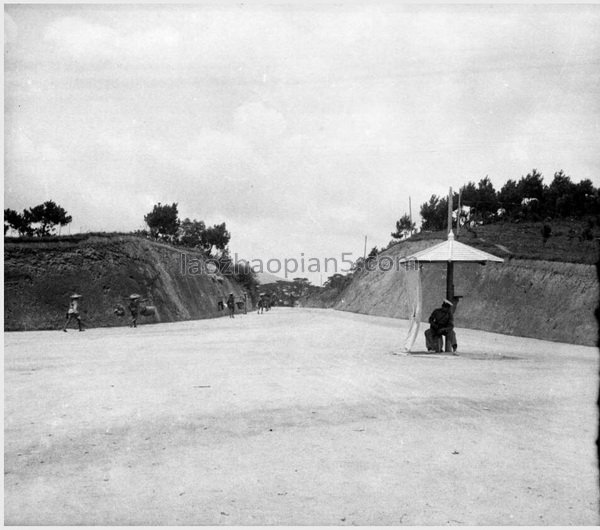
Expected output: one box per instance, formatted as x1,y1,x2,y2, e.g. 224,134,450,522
4,308,599,525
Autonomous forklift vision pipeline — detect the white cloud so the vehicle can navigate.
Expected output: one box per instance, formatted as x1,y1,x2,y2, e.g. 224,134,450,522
233,102,287,150
44,17,118,60
43,16,180,62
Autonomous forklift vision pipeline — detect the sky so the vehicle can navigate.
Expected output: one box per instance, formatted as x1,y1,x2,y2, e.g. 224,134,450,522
4,3,600,283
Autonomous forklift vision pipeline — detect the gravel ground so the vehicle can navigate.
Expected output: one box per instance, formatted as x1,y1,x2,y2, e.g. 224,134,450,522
4,308,599,525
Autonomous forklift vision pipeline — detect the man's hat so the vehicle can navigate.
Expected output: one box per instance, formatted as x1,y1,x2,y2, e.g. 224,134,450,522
70,293,82,298
130,294,141,300
443,298,453,306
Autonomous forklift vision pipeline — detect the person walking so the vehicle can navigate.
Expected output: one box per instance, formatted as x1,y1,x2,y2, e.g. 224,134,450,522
226,293,235,318
128,294,142,328
63,293,84,332
257,294,264,314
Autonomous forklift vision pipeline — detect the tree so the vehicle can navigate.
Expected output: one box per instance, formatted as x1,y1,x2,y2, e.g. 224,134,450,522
420,194,456,231
391,214,416,239
515,170,546,220
324,273,351,291
144,202,180,241
203,222,231,256
4,208,32,236
517,169,546,201
498,179,521,218
459,178,498,222
459,181,478,207
420,195,444,231
178,218,206,248
26,200,72,236
573,178,597,216
546,171,576,217
475,176,499,221
291,277,311,298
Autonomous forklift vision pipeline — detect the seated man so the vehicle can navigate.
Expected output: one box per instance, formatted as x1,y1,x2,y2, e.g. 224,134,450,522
425,299,458,353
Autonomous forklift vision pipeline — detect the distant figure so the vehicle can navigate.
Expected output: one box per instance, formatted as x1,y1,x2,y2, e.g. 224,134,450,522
257,294,264,314
541,223,552,246
227,293,235,318
217,298,225,311
129,294,143,328
63,293,84,332
425,299,457,353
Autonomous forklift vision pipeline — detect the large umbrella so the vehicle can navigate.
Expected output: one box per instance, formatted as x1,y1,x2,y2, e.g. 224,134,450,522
409,231,504,302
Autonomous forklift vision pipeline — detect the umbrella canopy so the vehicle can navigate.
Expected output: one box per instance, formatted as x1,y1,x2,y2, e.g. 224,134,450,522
410,232,504,264
407,231,504,306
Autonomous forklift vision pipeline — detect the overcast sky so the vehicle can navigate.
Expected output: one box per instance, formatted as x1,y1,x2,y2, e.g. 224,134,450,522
5,3,600,282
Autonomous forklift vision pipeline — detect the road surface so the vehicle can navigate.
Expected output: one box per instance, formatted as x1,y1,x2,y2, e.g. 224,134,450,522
4,308,599,525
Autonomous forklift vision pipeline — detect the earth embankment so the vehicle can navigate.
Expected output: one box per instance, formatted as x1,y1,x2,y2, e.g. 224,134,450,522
4,235,247,331
309,239,598,346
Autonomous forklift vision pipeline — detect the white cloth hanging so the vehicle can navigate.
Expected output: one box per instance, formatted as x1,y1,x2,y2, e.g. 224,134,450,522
402,261,422,352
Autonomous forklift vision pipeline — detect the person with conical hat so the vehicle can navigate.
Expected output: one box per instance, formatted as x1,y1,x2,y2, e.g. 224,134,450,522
63,293,84,332
128,293,143,328
226,292,235,318
425,299,457,353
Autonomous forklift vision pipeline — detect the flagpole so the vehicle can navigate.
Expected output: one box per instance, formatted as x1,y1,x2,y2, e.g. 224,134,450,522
446,187,454,303
457,188,461,238
447,186,453,234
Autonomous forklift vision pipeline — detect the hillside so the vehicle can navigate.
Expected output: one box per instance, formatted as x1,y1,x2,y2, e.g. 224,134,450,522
4,235,250,331
405,218,599,264
302,222,599,346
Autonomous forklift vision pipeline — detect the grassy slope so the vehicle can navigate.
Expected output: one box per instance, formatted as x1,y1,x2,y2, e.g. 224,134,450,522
405,218,599,264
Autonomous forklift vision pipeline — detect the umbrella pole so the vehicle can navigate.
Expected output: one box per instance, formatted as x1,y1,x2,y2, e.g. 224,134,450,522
446,261,454,302
445,261,455,352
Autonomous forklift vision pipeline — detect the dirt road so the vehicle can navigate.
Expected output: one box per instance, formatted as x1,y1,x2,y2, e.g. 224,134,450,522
4,308,598,525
